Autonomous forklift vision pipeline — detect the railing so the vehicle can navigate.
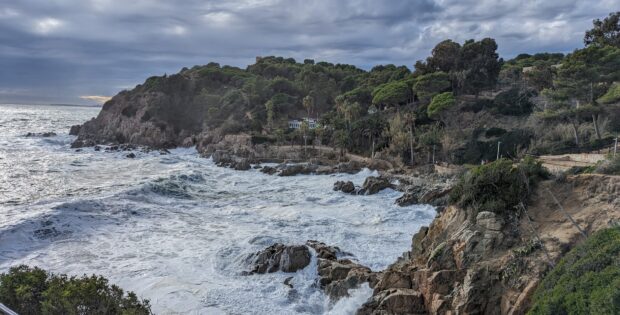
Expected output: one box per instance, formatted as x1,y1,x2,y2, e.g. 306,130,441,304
0,303,18,315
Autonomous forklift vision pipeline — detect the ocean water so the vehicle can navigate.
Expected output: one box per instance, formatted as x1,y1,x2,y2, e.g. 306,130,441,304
0,104,435,314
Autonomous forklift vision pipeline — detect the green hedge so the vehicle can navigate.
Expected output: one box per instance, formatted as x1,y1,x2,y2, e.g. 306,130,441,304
529,227,620,315
0,265,151,315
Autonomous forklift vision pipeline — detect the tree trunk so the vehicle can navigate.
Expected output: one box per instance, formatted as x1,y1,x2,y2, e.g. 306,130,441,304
571,120,580,147
371,136,375,160
592,114,601,140
409,129,414,167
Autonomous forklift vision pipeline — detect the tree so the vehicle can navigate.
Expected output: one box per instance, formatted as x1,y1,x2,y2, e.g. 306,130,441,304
457,38,501,95
427,92,456,121
372,81,411,109
385,113,409,164
427,39,461,73
361,115,386,159
414,71,452,103
299,120,310,155
584,11,620,48
403,112,417,166
545,45,620,140
303,95,315,119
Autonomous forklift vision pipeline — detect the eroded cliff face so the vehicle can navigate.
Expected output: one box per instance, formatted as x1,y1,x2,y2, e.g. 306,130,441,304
358,174,620,315
73,75,208,149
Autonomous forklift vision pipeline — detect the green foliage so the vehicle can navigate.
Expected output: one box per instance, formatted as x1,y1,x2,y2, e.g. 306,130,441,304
584,11,620,48
0,265,151,315
372,81,411,107
529,227,620,315
449,157,549,216
427,92,455,118
414,71,451,102
492,88,534,116
597,82,620,104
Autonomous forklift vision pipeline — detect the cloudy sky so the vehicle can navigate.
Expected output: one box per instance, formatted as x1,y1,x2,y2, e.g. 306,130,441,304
0,0,618,105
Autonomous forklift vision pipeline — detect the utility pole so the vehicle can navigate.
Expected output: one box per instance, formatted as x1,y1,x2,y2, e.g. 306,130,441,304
496,141,501,161
615,136,618,158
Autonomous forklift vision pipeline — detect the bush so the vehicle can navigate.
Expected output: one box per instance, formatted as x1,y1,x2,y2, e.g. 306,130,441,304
492,88,534,116
427,92,456,118
528,227,620,315
0,265,151,315
449,157,549,217
596,156,620,175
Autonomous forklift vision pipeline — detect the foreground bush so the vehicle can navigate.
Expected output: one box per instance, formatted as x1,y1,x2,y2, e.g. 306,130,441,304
529,227,620,315
449,157,550,217
0,265,151,315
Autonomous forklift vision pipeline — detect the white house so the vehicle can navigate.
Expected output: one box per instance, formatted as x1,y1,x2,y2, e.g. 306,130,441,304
288,118,317,129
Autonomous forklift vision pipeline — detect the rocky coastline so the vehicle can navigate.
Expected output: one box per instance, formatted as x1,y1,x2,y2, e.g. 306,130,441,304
67,113,618,314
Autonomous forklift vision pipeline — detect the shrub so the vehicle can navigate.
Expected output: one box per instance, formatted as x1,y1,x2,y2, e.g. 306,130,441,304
427,92,456,118
492,88,534,116
528,227,620,315
0,265,151,315
596,156,620,175
597,82,620,104
449,157,549,217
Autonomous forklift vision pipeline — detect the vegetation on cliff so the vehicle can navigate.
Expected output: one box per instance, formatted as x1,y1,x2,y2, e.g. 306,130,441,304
0,265,151,315
449,157,550,217
74,11,620,167
529,227,620,315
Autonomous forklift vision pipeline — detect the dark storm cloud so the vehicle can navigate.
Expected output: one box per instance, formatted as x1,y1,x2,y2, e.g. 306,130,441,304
0,0,616,104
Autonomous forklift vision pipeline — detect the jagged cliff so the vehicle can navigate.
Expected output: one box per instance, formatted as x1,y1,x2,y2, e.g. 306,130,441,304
357,174,620,314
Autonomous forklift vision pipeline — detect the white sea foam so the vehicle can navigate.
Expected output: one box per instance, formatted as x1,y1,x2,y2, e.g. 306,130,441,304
0,104,435,314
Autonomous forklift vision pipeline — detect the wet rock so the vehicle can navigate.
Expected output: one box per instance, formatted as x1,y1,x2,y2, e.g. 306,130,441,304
94,145,101,151
232,159,251,171
181,136,194,147
396,192,419,207
25,132,57,137
278,164,318,176
318,259,375,299
306,240,348,260
212,150,233,166
362,176,392,195
333,181,356,194
69,124,81,135
126,153,136,159
245,243,311,274
260,166,277,175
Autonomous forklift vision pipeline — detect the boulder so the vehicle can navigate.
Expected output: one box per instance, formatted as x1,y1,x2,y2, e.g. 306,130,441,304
358,289,426,315
245,243,311,274
278,164,318,176
69,124,81,135
25,132,57,137
396,192,419,206
211,150,233,166
333,181,356,194
232,159,251,171
260,166,278,175
306,240,346,260
362,176,392,195
126,153,136,159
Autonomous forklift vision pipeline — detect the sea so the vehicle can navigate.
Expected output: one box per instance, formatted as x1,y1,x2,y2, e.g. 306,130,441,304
0,104,435,314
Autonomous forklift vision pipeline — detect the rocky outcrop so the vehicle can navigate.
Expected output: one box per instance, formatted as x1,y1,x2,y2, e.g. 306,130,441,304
357,174,620,315
247,240,379,301
333,181,356,194
361,176,393,195
69,125,81,135
244,244,312,274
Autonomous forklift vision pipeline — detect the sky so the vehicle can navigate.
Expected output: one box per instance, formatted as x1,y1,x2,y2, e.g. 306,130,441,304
0,0,618,105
